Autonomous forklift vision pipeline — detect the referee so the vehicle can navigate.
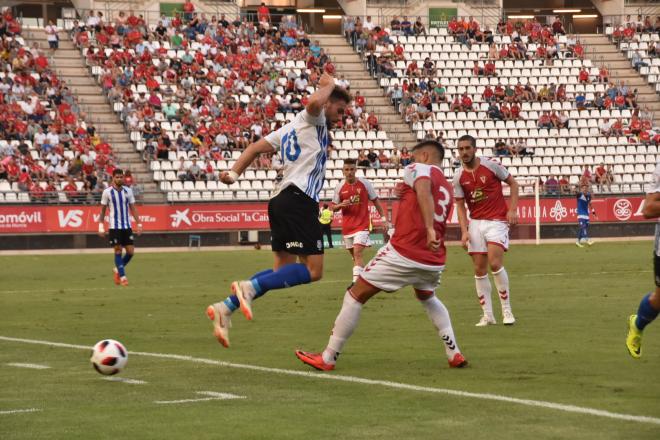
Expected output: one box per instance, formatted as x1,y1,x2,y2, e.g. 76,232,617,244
319,203,334,249
206,73,352,347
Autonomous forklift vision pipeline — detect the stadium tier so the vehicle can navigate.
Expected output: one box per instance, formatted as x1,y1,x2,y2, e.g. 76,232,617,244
607,23,660,93
346,16,657,193
0,9,120,204
1,8,658,204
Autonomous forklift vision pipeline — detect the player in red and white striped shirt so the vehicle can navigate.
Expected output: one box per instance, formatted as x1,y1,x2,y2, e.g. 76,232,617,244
453,135,519,326
295,141,468,370
332,159,387,282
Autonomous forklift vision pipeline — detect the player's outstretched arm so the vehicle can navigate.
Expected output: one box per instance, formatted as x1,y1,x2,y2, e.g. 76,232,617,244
306,73,336,117
414,178,440,252
220,138,275,184
505,175,519,225
642,192,660,218
455,198,469,250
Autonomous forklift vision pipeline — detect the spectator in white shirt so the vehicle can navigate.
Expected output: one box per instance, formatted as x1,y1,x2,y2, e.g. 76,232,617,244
45,20,59,50
599,118,613,136
364,16,375,31
294,75,308,92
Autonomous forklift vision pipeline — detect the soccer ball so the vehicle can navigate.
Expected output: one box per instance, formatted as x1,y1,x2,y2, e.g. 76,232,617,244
90,339,128,375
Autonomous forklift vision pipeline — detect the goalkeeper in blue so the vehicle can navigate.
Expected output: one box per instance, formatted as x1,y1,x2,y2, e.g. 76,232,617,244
626,159,660,359
575,184,595,248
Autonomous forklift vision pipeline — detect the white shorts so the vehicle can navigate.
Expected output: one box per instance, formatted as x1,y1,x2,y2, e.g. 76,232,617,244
468,219,509,254
360,243,443,293
343,230,372,249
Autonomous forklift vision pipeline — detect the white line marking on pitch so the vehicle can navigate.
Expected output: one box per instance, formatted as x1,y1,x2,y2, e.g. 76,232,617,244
103,377,147,385
6,362,50,369
0,408,41,415
1,335,658,426
155,391,245,404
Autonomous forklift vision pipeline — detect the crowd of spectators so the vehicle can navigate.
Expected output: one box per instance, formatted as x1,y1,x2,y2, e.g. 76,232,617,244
0,7,119,203
73,6,352,173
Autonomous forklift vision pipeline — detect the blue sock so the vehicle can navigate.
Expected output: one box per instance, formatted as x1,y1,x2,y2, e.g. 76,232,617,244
223,269,274,312
122,253,133,266
114,254,125,277
635,294,659,331
251,263,311,297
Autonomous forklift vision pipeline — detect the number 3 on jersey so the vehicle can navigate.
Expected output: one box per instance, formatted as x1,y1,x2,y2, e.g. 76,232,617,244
281,130,301,162
434,185,451,223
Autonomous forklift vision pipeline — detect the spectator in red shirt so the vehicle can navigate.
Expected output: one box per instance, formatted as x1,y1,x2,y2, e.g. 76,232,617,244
482,85,494,102
578,68,590,84
257,2,270,23
484,60,496,76
183,0,195,22
355,92,366,108
367,113,379,130
461,93,473,111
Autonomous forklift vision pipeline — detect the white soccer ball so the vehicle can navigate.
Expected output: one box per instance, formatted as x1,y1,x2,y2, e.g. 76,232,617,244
90,339,128,375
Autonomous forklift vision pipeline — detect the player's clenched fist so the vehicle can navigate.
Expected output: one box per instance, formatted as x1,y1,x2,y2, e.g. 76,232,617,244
426,228,440,252
460,231,469,250
319,72,334,88
220,170,238,184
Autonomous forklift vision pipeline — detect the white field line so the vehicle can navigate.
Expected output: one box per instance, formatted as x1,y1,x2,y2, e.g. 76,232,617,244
1,336,659,426
103,377,147,385
154,391,245,404
0,408,41,415
6,362,50,369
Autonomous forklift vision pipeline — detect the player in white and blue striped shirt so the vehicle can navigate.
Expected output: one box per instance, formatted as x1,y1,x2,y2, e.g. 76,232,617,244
206,73,352,347
98,169,142,286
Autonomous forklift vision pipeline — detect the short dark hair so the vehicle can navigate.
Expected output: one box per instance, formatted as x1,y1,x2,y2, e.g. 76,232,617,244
343,158,357,166
412,140,445,161
112,168,124,176
323,203,328,208
457,134,477,148
330,86,352,104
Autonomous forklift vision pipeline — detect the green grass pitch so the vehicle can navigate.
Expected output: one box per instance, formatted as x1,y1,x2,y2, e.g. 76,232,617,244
1,241,658,439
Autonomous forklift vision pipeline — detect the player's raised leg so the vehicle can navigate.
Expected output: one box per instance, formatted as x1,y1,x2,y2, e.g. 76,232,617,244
233,252,320,321
416,289,467,367
207,268,274,347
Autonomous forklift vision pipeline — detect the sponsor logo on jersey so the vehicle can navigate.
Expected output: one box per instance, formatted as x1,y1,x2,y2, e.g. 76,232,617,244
286,241,303,249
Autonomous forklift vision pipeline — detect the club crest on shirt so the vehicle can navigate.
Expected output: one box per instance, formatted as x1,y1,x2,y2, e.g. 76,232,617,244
480,176,486,183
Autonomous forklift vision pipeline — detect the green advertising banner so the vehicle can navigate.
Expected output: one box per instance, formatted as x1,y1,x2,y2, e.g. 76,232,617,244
429,7,458,28
160,2,182,17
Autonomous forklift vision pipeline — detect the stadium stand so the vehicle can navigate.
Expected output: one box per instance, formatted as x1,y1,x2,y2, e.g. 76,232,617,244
606,17,660,93
69,9,403,202
0,7,122,204
345,15,657,194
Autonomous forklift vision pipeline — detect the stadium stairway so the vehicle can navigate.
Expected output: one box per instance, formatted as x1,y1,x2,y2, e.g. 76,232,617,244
23,28,164,203
581,33,660,113
314,34,419,150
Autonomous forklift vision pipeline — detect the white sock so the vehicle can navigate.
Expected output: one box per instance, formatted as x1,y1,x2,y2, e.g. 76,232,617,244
475,274,494,318
324,291,363,364
492,267,511,312
351,265,363,282
420,295,461,359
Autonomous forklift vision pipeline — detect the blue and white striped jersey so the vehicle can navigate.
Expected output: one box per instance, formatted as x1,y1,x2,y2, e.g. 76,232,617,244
265,109,329,202
101,185,136,230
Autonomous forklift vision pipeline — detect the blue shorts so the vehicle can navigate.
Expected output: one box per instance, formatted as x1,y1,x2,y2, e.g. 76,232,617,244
579,218,589,227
